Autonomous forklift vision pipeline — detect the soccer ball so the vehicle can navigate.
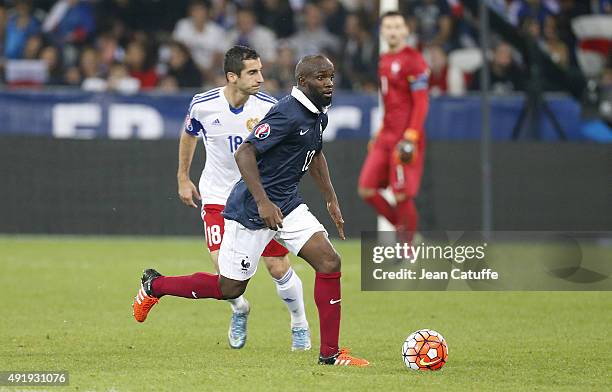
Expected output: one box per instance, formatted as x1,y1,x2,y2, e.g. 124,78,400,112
402,329,448,371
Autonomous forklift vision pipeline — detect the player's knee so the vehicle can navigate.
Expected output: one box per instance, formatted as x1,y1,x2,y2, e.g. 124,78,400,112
219,279,247,300
319,248,341,273
358,187,375,200
264,256,290,280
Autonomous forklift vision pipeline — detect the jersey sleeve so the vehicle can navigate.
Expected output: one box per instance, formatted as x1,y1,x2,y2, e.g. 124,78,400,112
183,96,205,137
407,53,430,92
244,109,293,154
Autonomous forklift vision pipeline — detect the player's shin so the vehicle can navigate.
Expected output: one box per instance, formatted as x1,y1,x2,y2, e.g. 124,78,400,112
395,198,418,245
151,272,223,299
314,271,341,357
274,267,308,328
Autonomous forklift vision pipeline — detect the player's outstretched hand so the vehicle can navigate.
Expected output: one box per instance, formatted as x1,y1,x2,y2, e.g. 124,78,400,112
178,179,201,208
257,199,284,230
327,200,345,240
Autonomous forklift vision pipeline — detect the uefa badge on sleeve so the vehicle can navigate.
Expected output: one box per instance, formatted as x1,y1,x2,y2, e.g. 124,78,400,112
254,123,271,139
184,115,193,133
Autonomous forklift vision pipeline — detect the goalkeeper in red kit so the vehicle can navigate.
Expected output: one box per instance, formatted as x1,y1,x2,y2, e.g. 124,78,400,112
358,11,429,241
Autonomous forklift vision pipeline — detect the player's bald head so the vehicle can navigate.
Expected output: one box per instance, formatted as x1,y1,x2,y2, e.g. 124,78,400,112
294,55,333,83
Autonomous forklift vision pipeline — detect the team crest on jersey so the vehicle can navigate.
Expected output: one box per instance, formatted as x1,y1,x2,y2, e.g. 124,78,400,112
391,61,401,74
254,123,271,139
246,118,260,132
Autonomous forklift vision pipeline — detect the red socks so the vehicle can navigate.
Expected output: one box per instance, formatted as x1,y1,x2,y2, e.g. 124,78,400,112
151,272,223,300
314,271,342,357
396,198,418,244
364,193,397,225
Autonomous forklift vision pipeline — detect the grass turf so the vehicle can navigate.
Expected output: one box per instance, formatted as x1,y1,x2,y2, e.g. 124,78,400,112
1,236,610,392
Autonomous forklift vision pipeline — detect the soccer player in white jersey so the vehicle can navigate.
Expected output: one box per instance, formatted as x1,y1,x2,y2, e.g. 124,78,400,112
133,46,311,351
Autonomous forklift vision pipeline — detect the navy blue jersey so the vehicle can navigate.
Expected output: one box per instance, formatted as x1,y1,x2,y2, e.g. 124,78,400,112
223,87,329,229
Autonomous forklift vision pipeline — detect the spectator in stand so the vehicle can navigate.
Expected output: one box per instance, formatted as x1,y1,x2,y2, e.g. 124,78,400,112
556,0,590,66
208,0,237,29
319,0,348,38
96,32,124,70
165,40,203,88
289,3,340,59
424,44,465,96
79,46,106,90
22,33,43,59
406,0,453,50
42,0,95,46
39,44,64,85
96,0,142,42
172,0,227,79
124,40,158,90
470,41,525,93
228,8,277,64
592,0,612,13
488,0,527,26
107,62,140,93
339,13,376,90
4,0,41,59
542,15,569,68
517,0,560,28
264,42,297,93
521,15,542,41
254,0,296,38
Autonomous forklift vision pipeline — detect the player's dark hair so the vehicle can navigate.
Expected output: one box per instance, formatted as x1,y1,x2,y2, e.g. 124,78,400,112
380,10,407,23
224,45,260,79
294,54,328,81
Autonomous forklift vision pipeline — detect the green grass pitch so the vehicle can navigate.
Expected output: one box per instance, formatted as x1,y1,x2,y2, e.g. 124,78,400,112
1,236,610,392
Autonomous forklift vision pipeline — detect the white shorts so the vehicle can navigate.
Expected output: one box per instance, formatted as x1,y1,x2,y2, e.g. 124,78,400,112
218,204,327,281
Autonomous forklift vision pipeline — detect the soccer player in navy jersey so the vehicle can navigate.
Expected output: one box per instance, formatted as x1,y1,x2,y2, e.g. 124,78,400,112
132,54,369,366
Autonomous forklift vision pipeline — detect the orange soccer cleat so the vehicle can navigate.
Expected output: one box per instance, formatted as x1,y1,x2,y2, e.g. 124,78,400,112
319,347,370,367
132,269,161,322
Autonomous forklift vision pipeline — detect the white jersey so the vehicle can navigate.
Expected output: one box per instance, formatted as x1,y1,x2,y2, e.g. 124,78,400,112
184,87,277,205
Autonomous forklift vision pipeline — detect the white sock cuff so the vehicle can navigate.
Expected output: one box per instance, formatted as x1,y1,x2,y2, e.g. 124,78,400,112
274,267,294,286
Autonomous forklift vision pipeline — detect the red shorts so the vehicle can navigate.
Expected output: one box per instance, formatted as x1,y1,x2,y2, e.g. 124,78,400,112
358,136,425,198
201,204,289,257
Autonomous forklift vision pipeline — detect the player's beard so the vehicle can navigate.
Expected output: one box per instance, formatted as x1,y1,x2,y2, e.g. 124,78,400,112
319,94,332,107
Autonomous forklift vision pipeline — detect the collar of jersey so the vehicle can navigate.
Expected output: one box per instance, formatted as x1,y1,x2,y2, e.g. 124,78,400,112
291,86,329,114
220,86,249,115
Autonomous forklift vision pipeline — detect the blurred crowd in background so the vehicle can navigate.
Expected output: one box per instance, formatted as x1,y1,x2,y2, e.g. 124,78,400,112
0,0,610,96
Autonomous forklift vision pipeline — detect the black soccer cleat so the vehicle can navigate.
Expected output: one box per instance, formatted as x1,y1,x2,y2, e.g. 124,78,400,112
141,268,162,296
133,269,162,323
318,348,370,367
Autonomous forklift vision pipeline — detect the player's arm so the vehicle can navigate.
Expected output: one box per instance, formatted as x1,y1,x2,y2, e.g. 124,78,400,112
234,142,283,230
398,62,430,163
309,152,345,240
177,129,201,208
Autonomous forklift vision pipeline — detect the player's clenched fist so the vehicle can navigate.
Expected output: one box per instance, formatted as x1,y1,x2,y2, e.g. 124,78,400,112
395,129,419,164
178,179,201,208
257,199,284,230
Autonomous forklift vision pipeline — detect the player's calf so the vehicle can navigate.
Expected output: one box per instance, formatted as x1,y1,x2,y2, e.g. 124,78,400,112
218,276,249,299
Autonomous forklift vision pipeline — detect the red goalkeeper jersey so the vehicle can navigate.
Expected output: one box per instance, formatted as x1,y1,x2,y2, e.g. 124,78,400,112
378,46,429,144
